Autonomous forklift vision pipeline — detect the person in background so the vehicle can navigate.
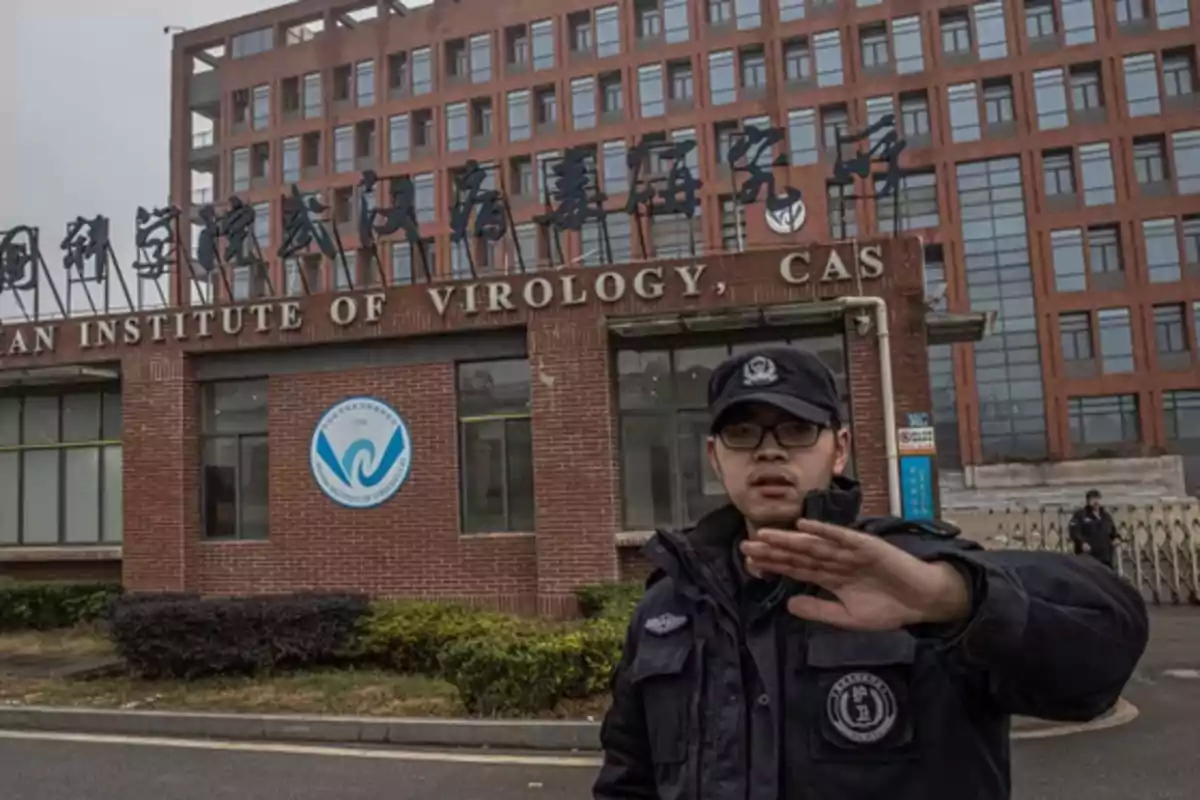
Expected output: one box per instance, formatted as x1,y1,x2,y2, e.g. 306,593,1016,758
1069,489,1121,570
594,346,1148,800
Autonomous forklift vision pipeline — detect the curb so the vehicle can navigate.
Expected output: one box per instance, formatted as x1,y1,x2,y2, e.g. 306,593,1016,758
0,699,1137,751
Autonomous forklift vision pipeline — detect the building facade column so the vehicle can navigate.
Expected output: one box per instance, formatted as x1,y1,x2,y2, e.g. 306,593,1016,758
528,318,621,616
120,352,197,592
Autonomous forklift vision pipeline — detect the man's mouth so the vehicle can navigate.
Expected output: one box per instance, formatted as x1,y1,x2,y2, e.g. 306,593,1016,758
749,474,796,495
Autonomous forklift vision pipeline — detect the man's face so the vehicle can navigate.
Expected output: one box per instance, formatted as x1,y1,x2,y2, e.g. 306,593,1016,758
707,402,851,528
1089,495,1102,509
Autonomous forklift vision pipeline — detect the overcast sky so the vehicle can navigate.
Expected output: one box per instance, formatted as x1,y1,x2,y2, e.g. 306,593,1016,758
3,0,434,322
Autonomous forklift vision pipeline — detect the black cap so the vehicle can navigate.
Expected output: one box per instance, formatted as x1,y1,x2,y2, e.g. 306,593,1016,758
707,346,841,432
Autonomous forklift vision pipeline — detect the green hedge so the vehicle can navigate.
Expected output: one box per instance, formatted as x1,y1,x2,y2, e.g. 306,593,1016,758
575,582,644,620
0,582,123,631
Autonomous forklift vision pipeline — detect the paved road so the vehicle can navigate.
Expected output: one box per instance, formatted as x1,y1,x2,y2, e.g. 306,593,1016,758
2,610,1197,799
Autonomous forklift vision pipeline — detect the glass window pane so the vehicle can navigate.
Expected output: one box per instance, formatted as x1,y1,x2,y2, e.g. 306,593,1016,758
23,395,59,445
621,414,675,529
677,411,725,525
103,445,123,543
457,359,532,417
0,452,18,543
0,397,19,446
62,393,101,442
461,419,507,533
64,447,101,543
674,346,727,408
505,419,535,531
239,436,269,540
205,381,268,434
618,350,673,409
203,437,238,538
103,392,122,439
23,449,60,544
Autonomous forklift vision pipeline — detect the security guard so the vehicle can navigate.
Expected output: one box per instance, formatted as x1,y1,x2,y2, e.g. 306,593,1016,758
593,346,1149,800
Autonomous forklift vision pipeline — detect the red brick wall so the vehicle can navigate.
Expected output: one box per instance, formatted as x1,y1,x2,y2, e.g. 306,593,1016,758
0,242,930,613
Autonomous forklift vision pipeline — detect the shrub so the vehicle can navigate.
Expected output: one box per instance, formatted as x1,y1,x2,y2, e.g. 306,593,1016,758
109,592,370,680
0,582,123,631
357,600,531,675
575,582,644,621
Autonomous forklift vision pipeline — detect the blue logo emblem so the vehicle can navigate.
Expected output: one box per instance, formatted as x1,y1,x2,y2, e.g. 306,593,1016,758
310,396,413,509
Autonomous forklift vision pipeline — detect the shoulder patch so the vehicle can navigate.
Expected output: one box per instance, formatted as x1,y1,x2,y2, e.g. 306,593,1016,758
644,612,689,636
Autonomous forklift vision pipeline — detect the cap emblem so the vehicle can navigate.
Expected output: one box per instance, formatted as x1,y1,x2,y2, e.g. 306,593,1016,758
742,356,779,387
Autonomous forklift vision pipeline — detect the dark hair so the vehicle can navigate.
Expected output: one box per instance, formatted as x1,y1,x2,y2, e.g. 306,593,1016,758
1086,489,1102,501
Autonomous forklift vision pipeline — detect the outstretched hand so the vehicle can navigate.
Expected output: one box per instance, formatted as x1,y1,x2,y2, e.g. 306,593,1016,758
739,519,972,631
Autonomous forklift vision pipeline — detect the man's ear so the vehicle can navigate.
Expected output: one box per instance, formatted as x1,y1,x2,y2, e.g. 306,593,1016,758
832,426,852,476
707,436,724,482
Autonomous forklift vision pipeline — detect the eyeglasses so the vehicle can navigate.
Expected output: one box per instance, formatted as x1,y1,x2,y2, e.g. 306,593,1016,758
717,420,825,450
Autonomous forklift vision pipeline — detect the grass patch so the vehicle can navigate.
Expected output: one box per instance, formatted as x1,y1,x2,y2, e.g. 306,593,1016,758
0,668,613,720
0,626,115,659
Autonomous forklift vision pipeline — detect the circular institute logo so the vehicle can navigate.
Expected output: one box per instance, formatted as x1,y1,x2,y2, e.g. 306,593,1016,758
826,671,898,745
310,396,413,509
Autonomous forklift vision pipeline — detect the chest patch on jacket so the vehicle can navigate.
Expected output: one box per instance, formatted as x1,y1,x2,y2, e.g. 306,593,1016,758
645,612,689,636
826,671,899,744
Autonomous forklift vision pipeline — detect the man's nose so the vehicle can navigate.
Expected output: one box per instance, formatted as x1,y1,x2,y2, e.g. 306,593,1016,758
753,431,788,460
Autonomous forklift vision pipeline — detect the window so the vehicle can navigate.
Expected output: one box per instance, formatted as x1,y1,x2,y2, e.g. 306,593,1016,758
956,157,1046,460
864,96,896,147
1165,390,1200,442
892,16,925,74
1122,53,1160,116
1163,52,1196,98
532,20,555,70
663,0,690,43
470,34,492,83
333,126,354,172
638,64,665,117
231,147,250,193
941,12,972,55
252,84,270,130
1090,225,1123,275
355,60,375,106
412,47,433,94
603,140,629,193
974,2,1009,60
1097,307,1135,373
232,27,274,59
1117,2,1148,28
1078,142,1115,206
508,90,531,141
0,391,122,546
947,82,981,142
1050,228,1086,291
860,27,890,71
669,62,693,102
457,359,534,534
983,79,1015,126
536,88,557,126
787,108,818,166
1025,0,1056,40
1033,69,1068,129
741,49,767,92
1185,217,1200,265
783,41,812,83
413,173,435,224
602,74,623,115
389,114,411,163
1155,0,1190,28
618,336,849,529
446,103,469,151
1061,0,1096,44
596,5,621,57
1043,150,1076,197
392,239,433,284
1059,312,1094,362
709,0,733,25
813,31,844,87
282,136,301,182
1153,304,1188,358
1143,218,1181,283
1172,130,1200,195
1068,395,1140,450
735,0,762,29
1069,65,1104,114
571,78,597,130
201,381,268,540
828,182,857,237
876,171,939,232
900,92,931,139
779,0,806,23
1133,137,1167,185
303,72,322,118
708,51,736,105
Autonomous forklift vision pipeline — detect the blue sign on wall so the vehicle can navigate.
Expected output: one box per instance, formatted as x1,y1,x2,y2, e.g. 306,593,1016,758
899,455,935,520
310,396,413,509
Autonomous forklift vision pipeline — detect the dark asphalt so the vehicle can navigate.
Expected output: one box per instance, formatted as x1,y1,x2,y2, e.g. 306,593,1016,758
2,610,1197,799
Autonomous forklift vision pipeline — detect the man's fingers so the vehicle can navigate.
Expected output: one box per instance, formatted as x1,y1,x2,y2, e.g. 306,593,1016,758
745,533,859,569
786,595,859,628
792,518,866,547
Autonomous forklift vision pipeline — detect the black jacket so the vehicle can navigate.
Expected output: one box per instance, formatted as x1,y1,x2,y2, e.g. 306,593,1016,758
593,479,1149,800
1068,507,1120,565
